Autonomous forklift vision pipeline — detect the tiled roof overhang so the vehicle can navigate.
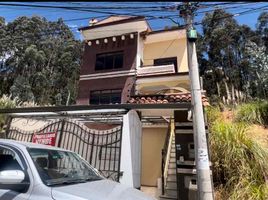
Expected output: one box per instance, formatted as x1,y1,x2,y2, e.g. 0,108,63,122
128,93,210,106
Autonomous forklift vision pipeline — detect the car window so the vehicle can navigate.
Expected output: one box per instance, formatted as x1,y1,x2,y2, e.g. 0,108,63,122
0,146,24,171
28,148,103,186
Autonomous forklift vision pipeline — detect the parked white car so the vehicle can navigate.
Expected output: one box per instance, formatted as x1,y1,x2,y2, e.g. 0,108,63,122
0,139,155,200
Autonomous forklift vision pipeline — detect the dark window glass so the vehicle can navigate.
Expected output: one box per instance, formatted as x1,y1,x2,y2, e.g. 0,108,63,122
99,93,110,104
114,54,124,69
28,148,102,186
105,55,114,70
0,147,23,171
95,56,105,70
95,51,124,71
154,57,177,71
90,89,122,105
89,95,99,105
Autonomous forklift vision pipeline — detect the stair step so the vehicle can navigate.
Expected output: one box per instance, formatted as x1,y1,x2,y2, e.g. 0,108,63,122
166,185,177,190
170,152,176,157
167,174,176,181
175,129,194,134
175,122,193,126
159,195,177,200
175,129,209,134
170,149,176,153
168,170,176,175
175,122,208,127
169,158,176,163
166,181,177,189
165,188,177,197
168,163,176,169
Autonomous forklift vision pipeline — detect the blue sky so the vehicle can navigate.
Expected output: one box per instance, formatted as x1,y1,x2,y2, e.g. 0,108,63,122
0,2,267,40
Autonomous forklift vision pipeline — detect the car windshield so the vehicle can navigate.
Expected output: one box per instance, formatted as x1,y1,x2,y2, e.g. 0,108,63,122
28,148,103,186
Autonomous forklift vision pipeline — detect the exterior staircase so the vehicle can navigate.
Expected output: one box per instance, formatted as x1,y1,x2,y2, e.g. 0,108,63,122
160,111,210,200
159,134,178,200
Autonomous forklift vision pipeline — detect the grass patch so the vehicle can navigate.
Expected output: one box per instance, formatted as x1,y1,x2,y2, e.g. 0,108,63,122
235,101,268,126
205,105,222,125
209,120,268,199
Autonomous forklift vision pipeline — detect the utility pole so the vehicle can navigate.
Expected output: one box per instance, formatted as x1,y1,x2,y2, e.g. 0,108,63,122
179,2,214,200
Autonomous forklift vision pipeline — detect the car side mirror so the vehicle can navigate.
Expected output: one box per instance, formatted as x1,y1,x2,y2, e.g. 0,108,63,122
0,170,29,192
0,170,25,184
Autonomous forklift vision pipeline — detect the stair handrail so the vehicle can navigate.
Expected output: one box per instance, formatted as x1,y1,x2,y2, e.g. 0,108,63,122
161,119,174,195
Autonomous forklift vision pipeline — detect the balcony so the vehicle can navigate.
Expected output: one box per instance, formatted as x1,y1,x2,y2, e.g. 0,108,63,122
137,64,175,77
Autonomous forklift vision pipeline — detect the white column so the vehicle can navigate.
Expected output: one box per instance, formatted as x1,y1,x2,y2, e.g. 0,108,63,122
120,110,142,189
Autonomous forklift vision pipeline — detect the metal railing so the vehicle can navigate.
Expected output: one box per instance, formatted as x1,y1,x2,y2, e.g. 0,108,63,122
5,118,123,182
161,120,172,195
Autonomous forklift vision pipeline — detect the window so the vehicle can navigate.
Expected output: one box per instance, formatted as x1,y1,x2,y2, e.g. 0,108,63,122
154,57,177,71
0,146,24,171
28,148,102,186
0,145,30,193
95,51,124,71
90,89,122,105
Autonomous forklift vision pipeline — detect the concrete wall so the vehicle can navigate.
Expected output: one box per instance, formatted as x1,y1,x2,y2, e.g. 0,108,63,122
76,34,138,104
141,127,167,186
143,38,188,73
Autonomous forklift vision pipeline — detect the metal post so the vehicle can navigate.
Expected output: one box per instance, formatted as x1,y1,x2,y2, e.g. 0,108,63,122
57,118,66,147
180,2,214,200
4,116,13,139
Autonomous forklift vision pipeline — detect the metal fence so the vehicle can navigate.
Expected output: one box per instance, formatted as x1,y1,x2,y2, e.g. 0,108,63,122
6,118,123,182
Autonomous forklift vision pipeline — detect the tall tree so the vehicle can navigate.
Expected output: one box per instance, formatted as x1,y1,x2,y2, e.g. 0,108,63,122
200,9,243,104
198,9,267,103
0,16,82,105
257,11,268,51
245,41,268,99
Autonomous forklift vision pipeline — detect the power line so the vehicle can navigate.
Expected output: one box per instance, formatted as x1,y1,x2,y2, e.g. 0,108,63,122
192,4,268,27
0,3,267,43
0,2,174,15
195,2,261,14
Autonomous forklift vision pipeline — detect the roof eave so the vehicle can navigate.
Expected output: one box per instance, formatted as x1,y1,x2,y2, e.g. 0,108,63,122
78,16,146,31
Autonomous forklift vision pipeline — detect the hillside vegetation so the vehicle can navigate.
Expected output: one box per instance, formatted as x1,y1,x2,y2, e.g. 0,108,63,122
206,101,268,200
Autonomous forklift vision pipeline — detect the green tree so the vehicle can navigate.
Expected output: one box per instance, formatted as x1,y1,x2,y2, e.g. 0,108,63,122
198,9,267,104
0,16,82,105
245,41,268,99
257,12,268,51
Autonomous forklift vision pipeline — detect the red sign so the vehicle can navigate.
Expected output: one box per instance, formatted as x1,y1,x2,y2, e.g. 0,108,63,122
32,132,57,146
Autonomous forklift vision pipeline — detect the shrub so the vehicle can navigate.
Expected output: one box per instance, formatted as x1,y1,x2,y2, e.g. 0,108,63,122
0,95,20,134
209,121,268,199
235,101,268,126
205,105,222,125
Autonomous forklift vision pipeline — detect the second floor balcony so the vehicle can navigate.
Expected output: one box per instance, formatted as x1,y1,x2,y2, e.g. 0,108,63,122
137,63,176,77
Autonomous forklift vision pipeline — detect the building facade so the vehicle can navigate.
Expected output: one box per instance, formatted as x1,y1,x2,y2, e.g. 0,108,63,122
76,16,192,105
76,15,210,200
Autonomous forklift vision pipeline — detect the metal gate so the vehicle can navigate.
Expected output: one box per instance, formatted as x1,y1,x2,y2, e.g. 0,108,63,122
6,118,123,182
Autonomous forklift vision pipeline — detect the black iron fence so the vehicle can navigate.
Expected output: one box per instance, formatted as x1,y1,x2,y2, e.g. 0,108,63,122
6,118,123,182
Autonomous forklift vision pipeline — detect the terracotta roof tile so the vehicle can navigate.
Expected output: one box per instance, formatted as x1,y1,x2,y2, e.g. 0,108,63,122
127,92,210,106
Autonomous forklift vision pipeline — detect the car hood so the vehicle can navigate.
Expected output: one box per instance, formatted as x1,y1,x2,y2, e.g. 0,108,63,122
51,179,156,200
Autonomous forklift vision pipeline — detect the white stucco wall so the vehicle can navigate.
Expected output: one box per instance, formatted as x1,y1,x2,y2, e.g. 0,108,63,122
119,110,142,189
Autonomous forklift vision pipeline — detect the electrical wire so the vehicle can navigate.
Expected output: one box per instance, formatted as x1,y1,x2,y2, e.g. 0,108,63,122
0,2,267,43
192,4,268,27
0,2,175,16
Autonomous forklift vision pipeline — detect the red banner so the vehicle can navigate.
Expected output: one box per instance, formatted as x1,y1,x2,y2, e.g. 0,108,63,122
32,132,57,146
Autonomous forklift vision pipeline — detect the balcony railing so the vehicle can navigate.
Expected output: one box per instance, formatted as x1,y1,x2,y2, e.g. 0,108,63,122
137,64,175,77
